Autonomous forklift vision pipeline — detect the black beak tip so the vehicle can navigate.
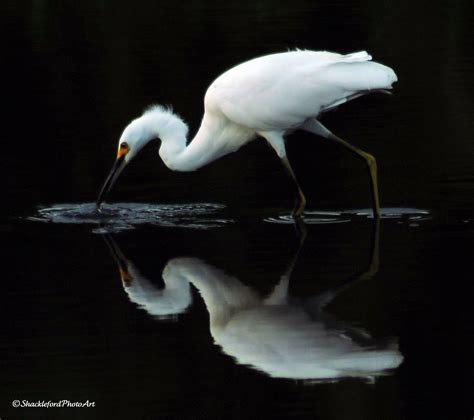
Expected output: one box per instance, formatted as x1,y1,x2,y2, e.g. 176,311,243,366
96,192,107,212
96,155,126,212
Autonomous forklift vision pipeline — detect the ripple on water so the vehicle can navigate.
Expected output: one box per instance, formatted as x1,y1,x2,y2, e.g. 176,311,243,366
264,208,432,225
26,203,233,233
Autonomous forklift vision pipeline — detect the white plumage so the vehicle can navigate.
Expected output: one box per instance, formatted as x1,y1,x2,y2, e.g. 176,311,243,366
115,255,402,381
209,50,395,131
97,50,397,216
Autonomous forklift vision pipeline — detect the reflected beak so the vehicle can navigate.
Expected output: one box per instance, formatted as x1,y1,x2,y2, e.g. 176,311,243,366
96,154,127,210
102,233,134,286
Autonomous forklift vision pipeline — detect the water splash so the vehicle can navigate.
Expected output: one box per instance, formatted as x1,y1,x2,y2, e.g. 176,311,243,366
26,203,233,233
265,208,432,225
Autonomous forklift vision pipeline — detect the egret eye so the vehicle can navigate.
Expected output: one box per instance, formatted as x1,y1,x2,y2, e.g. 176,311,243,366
116,142,130,160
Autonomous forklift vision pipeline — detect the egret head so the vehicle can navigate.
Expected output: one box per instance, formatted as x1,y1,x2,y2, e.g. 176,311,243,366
96,117,152,210
96,106,188,210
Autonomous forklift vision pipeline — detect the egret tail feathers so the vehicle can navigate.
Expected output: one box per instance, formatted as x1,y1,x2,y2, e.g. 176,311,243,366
332,349,403,373
342,51,372,62
321,88,394,113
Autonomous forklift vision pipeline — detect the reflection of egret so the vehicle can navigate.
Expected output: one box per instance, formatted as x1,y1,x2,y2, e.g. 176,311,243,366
103,234,192,319
103,221,403,381
97,50,397,217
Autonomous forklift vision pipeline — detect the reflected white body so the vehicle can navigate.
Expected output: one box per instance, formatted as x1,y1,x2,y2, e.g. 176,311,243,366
120,254,402,380
120,260,192,318
163,258,402,380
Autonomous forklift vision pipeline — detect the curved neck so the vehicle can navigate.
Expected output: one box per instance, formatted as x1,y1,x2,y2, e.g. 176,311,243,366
163,258,259,330
157,110,255,172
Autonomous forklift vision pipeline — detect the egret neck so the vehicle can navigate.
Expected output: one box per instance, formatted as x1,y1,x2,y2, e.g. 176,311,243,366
96,106,255,209
154,108,255,172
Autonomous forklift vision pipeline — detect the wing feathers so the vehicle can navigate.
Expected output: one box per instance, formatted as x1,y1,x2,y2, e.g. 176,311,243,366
208,50,397,130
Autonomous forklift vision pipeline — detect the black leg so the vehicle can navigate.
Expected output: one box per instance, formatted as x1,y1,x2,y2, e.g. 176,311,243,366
281,156,307,218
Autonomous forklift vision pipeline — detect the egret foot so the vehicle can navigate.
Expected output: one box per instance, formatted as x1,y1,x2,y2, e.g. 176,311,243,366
361,151,381,219
293,212,308,241
292,192,307,218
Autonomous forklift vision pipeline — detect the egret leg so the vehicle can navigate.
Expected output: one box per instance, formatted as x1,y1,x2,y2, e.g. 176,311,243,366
261,131,307,218
307,217,380,313
281,156,307,218
263,214,307,306
301,119,381,218
328,134,380,218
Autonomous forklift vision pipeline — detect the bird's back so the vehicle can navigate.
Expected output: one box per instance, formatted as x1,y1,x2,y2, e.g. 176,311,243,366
206,50,397,131
216,304,402,380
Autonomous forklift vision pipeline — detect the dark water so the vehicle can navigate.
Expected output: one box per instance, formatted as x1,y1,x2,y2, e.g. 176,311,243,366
2,1,474,419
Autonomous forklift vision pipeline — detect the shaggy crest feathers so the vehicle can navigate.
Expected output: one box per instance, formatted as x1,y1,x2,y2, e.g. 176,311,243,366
142,104,189,138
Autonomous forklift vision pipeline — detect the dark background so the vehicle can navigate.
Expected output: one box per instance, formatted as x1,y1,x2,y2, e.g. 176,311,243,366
1,1,473,419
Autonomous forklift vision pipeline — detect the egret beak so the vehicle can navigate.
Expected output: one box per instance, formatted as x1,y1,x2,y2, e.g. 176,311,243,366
96,154,127,210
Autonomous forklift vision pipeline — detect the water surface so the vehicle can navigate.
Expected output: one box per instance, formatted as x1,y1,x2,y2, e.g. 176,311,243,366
27,202,232,232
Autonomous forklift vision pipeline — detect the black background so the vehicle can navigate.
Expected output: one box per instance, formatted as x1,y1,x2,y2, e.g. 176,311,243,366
1,1,473,419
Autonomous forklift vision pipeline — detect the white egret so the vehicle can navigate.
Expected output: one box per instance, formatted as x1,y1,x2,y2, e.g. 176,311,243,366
97,50,397,217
